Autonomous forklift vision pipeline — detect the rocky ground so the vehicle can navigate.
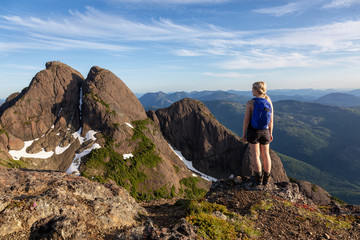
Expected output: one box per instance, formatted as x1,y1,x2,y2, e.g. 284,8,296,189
134,177,360,240
1,168,359,240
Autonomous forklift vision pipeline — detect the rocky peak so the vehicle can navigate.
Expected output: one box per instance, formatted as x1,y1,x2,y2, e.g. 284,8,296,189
0,61,83,140
82,66,147,134
151,98,288,182
0,62,85,171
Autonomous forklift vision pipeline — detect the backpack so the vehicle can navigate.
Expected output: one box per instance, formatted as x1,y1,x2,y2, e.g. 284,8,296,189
250,98,272,130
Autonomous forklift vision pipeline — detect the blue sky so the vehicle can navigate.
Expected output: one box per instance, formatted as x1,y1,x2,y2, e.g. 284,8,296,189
1,0,360,98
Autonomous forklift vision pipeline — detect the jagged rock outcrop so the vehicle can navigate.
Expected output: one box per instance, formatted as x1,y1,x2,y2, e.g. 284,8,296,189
150,98,288,183
82,66,147,136
0,62,84,170
0,168,144,239
0,61,83,140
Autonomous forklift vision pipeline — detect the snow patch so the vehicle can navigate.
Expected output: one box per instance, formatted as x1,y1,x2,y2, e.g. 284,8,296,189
58,108,63,117
72,128,85,144
9,140,54,160
55,144,71,155
123,153,134,159
66,143,101,176
126,122,134,129
169,144,217,182
9,129,101,162
85,130,98,141
66,129,101,175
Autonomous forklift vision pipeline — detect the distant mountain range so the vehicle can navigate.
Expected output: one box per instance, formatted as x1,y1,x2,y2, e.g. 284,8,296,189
315,93,360,107
139,89,360,109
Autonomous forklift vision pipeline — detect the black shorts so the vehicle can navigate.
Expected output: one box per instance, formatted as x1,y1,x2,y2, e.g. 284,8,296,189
246,126,271,145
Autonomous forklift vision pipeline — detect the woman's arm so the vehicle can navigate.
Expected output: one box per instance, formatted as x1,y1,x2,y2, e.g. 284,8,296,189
268,98,274,142
242,101,252,140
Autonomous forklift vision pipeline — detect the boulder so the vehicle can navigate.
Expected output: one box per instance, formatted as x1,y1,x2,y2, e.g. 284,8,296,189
296,180,331,205
0,168,145,239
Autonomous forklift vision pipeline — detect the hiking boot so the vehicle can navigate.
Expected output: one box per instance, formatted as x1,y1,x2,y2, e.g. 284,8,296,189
253,171,263,185
263,171,271,185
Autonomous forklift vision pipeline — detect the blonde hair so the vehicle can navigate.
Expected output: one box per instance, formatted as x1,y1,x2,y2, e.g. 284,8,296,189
252,81,269,99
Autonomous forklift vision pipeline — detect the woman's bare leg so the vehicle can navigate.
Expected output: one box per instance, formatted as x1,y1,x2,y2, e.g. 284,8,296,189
250,143,262,173
260,144,271,173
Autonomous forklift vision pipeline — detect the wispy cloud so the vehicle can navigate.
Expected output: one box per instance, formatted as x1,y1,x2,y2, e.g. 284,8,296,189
219,52,320,70
323,0,360,9
255,0,360,17
0,6,236,50
254,1,313,17
1,6,360,71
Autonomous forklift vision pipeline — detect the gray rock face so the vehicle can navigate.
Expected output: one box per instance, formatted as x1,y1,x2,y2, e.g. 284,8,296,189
0,62,85,170
0,61,83,140
152,98,288,183
0,168,144,239
82,66,147,136
211,177,331,206
296,180,331,205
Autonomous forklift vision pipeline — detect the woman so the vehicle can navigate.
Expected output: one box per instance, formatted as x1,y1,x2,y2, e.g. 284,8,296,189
242,81,273,185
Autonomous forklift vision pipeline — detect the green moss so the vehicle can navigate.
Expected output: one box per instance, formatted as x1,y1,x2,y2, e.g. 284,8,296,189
250,200,273,219
0,128,8,137
173,164,180,173
0,158,28,169
185,200,261,239
330,195,346,205
90,91,110,109
131,119,162,168
180,177,207,199
153,185,171,199
82,119,165,201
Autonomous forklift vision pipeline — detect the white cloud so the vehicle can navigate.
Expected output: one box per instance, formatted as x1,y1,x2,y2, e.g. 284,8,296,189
323,0,360,9
174,49,204,56
219,51,319,70
1,6,360,72
254,1,312,17
0,7,235,48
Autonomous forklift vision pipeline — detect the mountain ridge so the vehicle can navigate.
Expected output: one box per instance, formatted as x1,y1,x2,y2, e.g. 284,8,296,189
139,89,360,110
